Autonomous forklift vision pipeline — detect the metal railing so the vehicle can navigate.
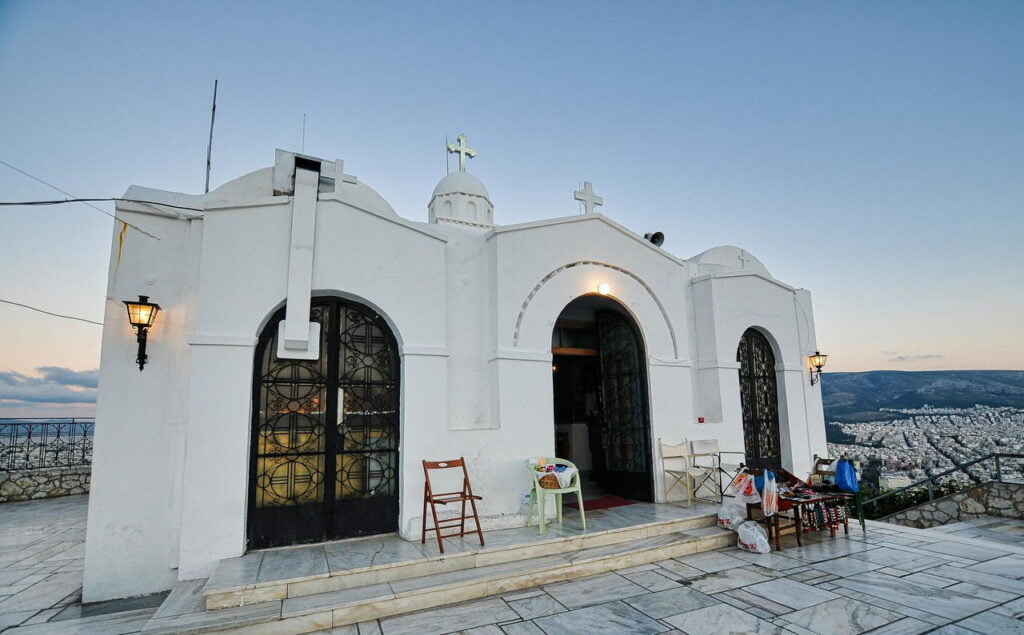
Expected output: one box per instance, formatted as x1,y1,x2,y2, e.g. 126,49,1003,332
862,452,1024,513
0,418,95,471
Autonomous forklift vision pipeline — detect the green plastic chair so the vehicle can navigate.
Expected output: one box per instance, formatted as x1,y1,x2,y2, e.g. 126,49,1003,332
525,458,586,535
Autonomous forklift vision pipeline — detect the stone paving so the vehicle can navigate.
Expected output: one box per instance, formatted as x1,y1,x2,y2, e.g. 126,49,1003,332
922,516,1024,546
2,495,1024,634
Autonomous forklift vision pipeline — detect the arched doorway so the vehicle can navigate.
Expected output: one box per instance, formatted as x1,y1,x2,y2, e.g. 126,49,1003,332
248,297,400,549
551,295,653,502
736,328,781,470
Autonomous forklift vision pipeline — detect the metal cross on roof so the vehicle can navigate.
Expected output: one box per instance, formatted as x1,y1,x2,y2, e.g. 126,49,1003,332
573,181,603,214
447,134,477,172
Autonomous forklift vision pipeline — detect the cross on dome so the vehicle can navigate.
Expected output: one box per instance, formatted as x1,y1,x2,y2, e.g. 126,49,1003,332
447,134,477,172
574,181,603,214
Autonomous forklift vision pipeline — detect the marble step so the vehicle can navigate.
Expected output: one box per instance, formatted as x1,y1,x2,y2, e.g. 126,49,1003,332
202,508,718,611
142,523,733,634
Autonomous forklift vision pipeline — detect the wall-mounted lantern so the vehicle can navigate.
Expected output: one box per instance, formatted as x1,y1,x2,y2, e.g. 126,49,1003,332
808,351,828,385
597,282,611,295
124,295,161,371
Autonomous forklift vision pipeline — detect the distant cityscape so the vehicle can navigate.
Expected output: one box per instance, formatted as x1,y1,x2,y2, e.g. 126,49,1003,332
827,405,1024,490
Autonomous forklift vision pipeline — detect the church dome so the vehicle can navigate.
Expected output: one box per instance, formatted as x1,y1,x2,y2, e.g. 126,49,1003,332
431,171,491,201
428,170,494,227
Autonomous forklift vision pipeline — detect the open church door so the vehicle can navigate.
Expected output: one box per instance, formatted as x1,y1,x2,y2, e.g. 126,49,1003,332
596,309,654,502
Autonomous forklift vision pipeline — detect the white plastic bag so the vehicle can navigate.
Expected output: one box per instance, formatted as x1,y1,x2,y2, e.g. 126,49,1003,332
716,498,747,531
727,471,762,504
761,470,778,517
737,520,771,553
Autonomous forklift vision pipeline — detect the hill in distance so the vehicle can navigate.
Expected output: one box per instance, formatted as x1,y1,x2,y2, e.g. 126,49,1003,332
821,370,1024,423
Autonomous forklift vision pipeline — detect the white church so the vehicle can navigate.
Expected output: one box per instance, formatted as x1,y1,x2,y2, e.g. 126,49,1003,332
83,138,827,602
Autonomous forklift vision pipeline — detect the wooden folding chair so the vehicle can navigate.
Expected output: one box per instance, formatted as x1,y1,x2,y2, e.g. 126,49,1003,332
421,458,484,554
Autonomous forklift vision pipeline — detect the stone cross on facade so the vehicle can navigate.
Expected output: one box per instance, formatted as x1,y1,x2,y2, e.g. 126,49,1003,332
574,181,603,215
738,251,752,269
447,134,477,172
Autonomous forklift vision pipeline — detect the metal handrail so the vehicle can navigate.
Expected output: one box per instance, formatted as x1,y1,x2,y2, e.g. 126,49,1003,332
0,418,96,471
862,451,1024,508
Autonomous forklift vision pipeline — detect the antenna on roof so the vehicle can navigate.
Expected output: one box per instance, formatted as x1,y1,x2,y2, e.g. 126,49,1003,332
445,134,450,174
301,113,307,153
204,79,218,194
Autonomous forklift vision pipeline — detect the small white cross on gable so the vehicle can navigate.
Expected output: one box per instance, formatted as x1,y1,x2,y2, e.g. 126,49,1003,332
574,181,603,215
447,134,477,172
738,251,752,269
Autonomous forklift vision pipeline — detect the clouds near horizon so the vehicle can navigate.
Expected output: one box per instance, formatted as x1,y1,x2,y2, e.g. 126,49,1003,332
0,366,98,405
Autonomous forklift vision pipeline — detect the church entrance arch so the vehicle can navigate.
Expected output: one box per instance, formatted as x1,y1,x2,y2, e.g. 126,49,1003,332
736,328,781,470
248,297,400,549
551,295,653,502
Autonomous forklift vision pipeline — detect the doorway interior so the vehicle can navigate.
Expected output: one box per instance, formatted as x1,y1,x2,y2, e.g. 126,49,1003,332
551,295,653,503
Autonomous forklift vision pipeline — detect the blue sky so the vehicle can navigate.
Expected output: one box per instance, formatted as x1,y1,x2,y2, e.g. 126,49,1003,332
1,1,1022,416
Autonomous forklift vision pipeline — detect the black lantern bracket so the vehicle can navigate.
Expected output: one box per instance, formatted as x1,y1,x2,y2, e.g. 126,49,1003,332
123,295,161,371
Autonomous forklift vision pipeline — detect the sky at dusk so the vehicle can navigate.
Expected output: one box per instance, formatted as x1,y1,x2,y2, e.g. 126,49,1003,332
1,1,1022,417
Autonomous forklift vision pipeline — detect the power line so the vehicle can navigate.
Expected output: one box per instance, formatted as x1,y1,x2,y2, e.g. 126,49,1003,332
0,159,161,240
0,198,204,213
0,298,104,326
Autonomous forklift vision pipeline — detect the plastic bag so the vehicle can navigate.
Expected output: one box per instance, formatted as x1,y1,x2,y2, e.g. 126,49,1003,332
717,498,747,531
728,471,761,504
737,520,771,553
761,470,778,517
835,458,859,493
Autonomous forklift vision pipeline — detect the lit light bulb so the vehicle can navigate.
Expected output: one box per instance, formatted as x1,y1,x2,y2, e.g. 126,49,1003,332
597,283,611,295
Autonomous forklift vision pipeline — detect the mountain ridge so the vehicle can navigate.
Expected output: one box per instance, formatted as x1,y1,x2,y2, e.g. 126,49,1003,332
821,370,1024,423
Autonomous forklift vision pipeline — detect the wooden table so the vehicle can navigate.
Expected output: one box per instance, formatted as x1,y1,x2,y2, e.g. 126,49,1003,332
747,492,853,551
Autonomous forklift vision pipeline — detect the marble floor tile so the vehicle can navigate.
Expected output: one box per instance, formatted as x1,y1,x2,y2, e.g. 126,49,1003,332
994,596,1024,618
323,536,411,573
965,554,1024,578
783,597,903,634
946,581,1019,604
499,621,543,634
358,619,382,634
621,569,680,591
727,550,807,570
457,625,504,635
954,608,1024,634
686,566,775,594
926,563,1024,595
663,603,782,634
675,550,748,573
865,616,933,635
0,573,82,613
506,594,565,620
655,559,705,579
4,607,156,634
744,578,839,611
916,540,1011,562
257,544,329,583
205,551,264,591
625,587,718,619
831,571,996,620
533,600,665,635
720,588,793,617
543,573,647,609
378,597,517,635
901,571,959,588
809,556,882,577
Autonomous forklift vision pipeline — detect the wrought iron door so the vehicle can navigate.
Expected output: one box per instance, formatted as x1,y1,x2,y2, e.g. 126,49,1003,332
737,328,781,470
249,298,400,549
596,310,653,501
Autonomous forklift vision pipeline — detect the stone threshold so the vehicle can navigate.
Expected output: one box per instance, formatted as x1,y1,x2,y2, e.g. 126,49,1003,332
141,522,732,634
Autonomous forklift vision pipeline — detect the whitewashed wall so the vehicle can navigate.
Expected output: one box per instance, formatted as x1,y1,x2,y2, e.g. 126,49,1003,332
84,158,826,602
